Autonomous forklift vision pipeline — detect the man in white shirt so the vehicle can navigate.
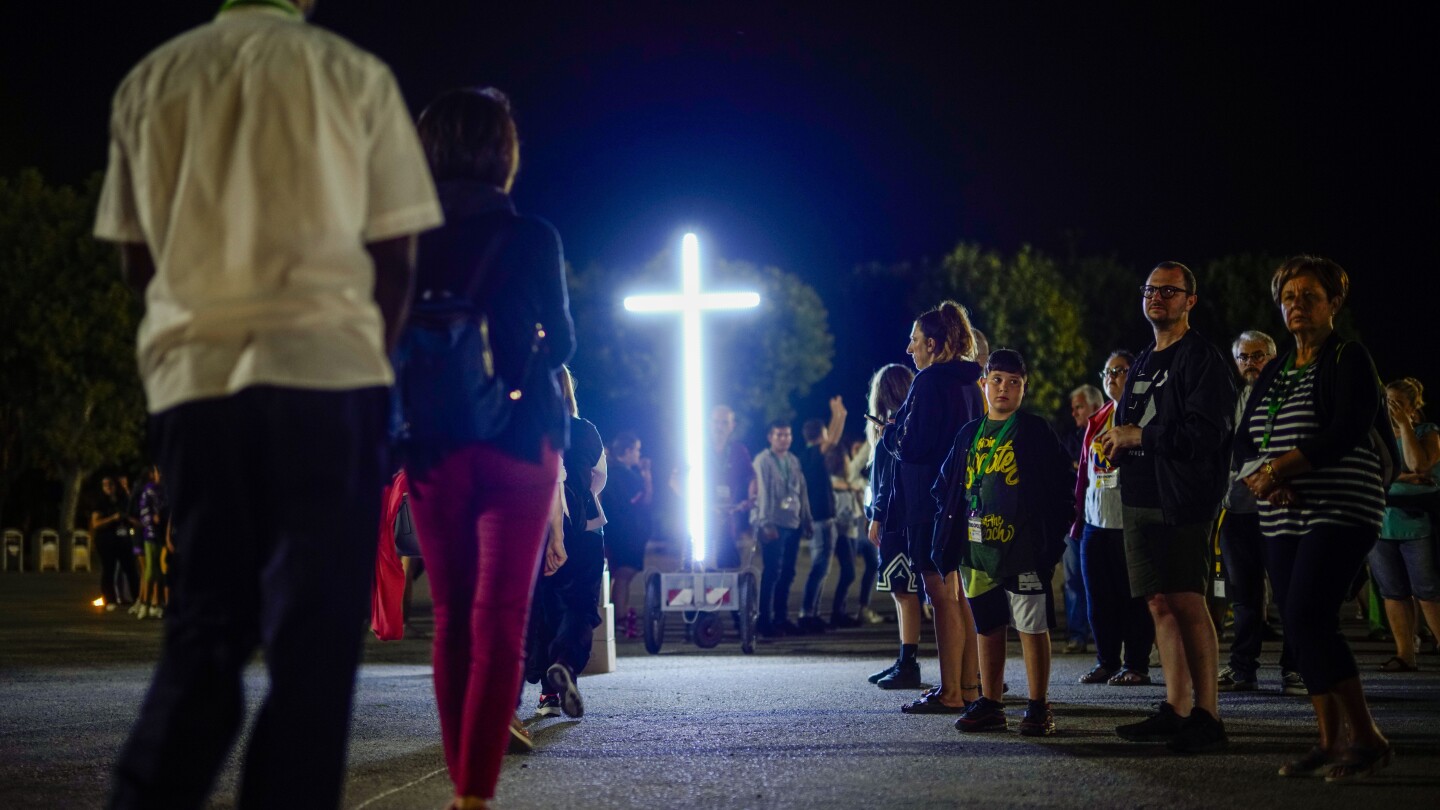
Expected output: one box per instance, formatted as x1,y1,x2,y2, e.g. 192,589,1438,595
93,2,442,807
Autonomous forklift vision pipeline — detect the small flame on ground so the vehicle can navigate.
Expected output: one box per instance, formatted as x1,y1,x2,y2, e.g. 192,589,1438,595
92,598,105,607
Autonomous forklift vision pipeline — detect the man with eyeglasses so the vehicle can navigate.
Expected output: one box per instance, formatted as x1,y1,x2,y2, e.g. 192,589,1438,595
1219,331,1303,696
1098,261,1236,753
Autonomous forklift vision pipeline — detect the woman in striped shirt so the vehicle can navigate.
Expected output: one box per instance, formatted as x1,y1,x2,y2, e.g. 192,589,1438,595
1234,255,1392,781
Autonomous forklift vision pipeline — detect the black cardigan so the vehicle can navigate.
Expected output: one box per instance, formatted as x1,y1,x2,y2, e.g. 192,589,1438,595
1231,331,1394,480
931,410,1076,578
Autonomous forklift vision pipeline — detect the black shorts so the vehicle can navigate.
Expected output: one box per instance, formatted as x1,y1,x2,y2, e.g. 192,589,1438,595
968,572,1056,636
1122,506,1213,597
875,530,917,593
907,521,939,575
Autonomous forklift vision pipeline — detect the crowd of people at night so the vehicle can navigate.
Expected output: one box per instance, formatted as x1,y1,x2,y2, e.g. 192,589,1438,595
81,1,1433,807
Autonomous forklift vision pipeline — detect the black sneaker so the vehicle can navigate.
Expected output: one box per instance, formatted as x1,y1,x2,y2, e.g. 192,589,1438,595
1165,707,1227,753
955,697,1006,732
876,660,922,690
774,619,802,636
1217,666,1257,692
1116,702,1184,742
545,663,584,719
868,660,900,684
796,616,828,635
536,693,560,718
1019,700,1055,737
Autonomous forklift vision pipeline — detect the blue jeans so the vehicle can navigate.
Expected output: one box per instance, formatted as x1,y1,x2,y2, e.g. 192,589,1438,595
830,529,857,616
801,519,836,616
1219,510,1296,679
759,527,802,628
1063,534,1090,643
1080,523,1155,672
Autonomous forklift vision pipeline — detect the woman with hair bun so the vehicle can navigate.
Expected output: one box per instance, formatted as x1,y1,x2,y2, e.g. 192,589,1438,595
1368,377,1440,673
880,301,986,713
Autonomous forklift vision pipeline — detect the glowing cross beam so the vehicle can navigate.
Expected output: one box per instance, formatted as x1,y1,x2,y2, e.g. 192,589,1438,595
624,233,760,564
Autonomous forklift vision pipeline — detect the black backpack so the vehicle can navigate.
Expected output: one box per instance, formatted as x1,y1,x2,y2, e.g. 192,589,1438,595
392,219,544,445
393,493,421,558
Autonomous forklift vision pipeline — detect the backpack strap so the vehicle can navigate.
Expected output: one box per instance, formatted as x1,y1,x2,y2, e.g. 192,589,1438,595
458,216,517,310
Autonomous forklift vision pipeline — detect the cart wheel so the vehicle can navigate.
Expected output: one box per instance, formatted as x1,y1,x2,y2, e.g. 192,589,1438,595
643,572,665,654
738,571,758,654
693,612,723,649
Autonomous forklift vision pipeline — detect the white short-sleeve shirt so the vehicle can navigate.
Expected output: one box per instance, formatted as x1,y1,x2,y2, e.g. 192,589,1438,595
94,5,443,414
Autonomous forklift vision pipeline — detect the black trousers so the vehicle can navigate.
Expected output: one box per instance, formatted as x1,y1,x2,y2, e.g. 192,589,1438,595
526,531,605,682
1267,523,1377,694
1219,511,1296,678
109,386,386,810
99,530,140,605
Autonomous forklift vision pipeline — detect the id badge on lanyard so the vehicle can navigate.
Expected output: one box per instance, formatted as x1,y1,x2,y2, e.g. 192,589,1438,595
1095,471,1118,490
967,512,984,543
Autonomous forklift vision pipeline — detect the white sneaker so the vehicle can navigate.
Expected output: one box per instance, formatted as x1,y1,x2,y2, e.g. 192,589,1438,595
136,605,148,620
148,605,164,619
861,607,884,625
105,603,118,613
127,603,143,616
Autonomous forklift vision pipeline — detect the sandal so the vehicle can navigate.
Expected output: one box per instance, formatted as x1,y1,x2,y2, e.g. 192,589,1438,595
1079,665,1115,684
1278,746,1335,778
1378,656,1418,673
1107,668,1153,686
1325,742,1394,782
900,692,966,714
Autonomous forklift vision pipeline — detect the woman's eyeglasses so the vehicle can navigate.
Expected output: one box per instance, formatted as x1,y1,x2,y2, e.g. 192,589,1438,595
1099,367,1129,380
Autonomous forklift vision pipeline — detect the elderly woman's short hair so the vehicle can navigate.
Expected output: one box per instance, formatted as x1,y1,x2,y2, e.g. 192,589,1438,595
1271,255,1349,308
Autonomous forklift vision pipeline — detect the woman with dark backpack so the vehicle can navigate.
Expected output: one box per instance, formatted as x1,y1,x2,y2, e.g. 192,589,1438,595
400,87,574,810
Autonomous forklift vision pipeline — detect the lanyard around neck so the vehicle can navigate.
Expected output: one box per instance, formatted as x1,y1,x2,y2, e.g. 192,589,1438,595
770,450,792,490
218,0,301,19
968,414,1017,511
1260,354,1298,451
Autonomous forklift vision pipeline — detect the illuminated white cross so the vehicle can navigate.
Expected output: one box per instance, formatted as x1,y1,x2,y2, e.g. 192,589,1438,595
624,233,760,564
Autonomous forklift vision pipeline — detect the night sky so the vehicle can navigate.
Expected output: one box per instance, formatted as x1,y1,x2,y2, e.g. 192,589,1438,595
4,2,1437,434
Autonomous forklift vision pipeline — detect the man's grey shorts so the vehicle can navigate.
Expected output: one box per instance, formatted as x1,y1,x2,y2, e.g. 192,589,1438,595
1122,506,1213,598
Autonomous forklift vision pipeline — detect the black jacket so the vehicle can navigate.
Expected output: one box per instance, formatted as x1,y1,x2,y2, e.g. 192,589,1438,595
867,437,903,532
1231,332,1394,480
1116,329,1235,525
415,181,575,462
932,410,1075,577
882,359,985,527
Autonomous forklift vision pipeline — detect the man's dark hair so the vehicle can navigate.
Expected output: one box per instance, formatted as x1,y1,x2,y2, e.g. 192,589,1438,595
768,419,791,434
1153,260,1197,295
417,87,519,189
801,418,825,443
608,431,640,456
986,347,1028,377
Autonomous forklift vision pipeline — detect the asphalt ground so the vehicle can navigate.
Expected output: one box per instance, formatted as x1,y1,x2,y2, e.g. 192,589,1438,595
2,565,1438,809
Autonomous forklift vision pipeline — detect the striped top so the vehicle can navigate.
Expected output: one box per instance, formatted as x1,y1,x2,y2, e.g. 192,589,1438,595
1247,363,1385,535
